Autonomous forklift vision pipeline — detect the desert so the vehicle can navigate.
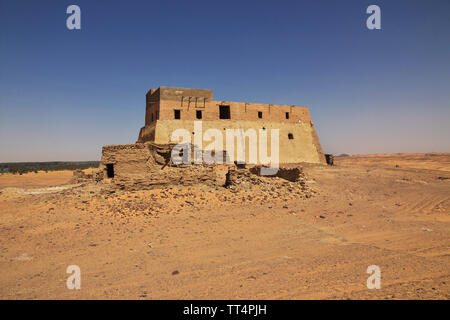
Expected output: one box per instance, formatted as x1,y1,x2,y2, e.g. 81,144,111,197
0,153,448,299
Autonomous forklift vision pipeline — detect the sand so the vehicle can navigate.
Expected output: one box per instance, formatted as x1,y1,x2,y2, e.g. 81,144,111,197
0,153,449,299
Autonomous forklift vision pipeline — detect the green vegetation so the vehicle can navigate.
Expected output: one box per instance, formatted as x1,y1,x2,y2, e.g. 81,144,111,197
0,161,99,175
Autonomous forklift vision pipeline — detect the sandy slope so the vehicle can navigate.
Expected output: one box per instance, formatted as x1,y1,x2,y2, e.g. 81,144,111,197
0,154,449,299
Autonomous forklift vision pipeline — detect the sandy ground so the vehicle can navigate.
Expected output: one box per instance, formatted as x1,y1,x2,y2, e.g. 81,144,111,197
0,154,449,299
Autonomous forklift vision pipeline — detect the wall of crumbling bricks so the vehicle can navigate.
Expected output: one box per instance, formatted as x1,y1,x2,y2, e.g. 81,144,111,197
145,88,160,125
100,143,227,190
100,142,312,193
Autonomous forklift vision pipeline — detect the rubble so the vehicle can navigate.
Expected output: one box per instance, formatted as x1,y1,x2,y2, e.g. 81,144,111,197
70,169,93,183
224,165,312,199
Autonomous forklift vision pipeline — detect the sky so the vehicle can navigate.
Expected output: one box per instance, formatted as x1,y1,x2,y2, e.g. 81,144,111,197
0,0,449,162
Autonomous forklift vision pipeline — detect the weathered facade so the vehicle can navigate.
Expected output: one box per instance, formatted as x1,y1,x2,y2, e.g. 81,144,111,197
137,87,326,165
100,86,326,189
101,143,227,190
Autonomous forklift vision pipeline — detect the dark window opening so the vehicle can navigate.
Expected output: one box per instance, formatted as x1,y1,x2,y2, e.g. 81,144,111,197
234,161,246,169
151,113,154,122
286,112,290,119
288,133,294,140
258,111,263,119
219,105,230,119
196,110,202,119
174,109,180,119
106,164,114,178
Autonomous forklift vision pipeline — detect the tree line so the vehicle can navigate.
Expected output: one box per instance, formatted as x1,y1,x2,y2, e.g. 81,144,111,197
0,161,99,175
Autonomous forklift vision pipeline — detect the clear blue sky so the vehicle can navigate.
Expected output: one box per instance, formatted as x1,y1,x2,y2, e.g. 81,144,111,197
1,0,449,161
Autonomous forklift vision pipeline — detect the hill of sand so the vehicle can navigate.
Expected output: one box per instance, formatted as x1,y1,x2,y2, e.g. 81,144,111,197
0,153,449,299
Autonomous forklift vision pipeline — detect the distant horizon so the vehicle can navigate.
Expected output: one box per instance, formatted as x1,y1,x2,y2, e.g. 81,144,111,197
1,151,450,164
1,1,449,162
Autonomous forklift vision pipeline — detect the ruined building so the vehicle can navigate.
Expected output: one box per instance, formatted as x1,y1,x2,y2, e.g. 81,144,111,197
137,87,325,164
100,87,326,189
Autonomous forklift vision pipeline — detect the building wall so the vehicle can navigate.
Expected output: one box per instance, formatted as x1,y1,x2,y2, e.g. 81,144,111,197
151,119,325,164
145,87,312,124
138,121,156,143
139,86,326,164
145,88,160,125
100,143,226,190
158,100,311,123
101,143,153,181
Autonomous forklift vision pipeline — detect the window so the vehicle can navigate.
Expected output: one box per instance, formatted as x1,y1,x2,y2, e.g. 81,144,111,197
288,133,294,140
219,105,230,119
196,110,202,119
286,112,290,119
106,164,114,178
174,109,180,119
258,111,263,119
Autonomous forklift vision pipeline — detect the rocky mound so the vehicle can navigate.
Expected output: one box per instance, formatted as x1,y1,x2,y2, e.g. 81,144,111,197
225,166,313,199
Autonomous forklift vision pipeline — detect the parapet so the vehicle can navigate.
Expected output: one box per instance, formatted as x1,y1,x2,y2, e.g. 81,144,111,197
158,87,213,101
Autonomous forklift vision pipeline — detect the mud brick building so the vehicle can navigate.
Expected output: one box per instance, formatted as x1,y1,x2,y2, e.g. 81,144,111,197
137,87,325,164
100,87,326,187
